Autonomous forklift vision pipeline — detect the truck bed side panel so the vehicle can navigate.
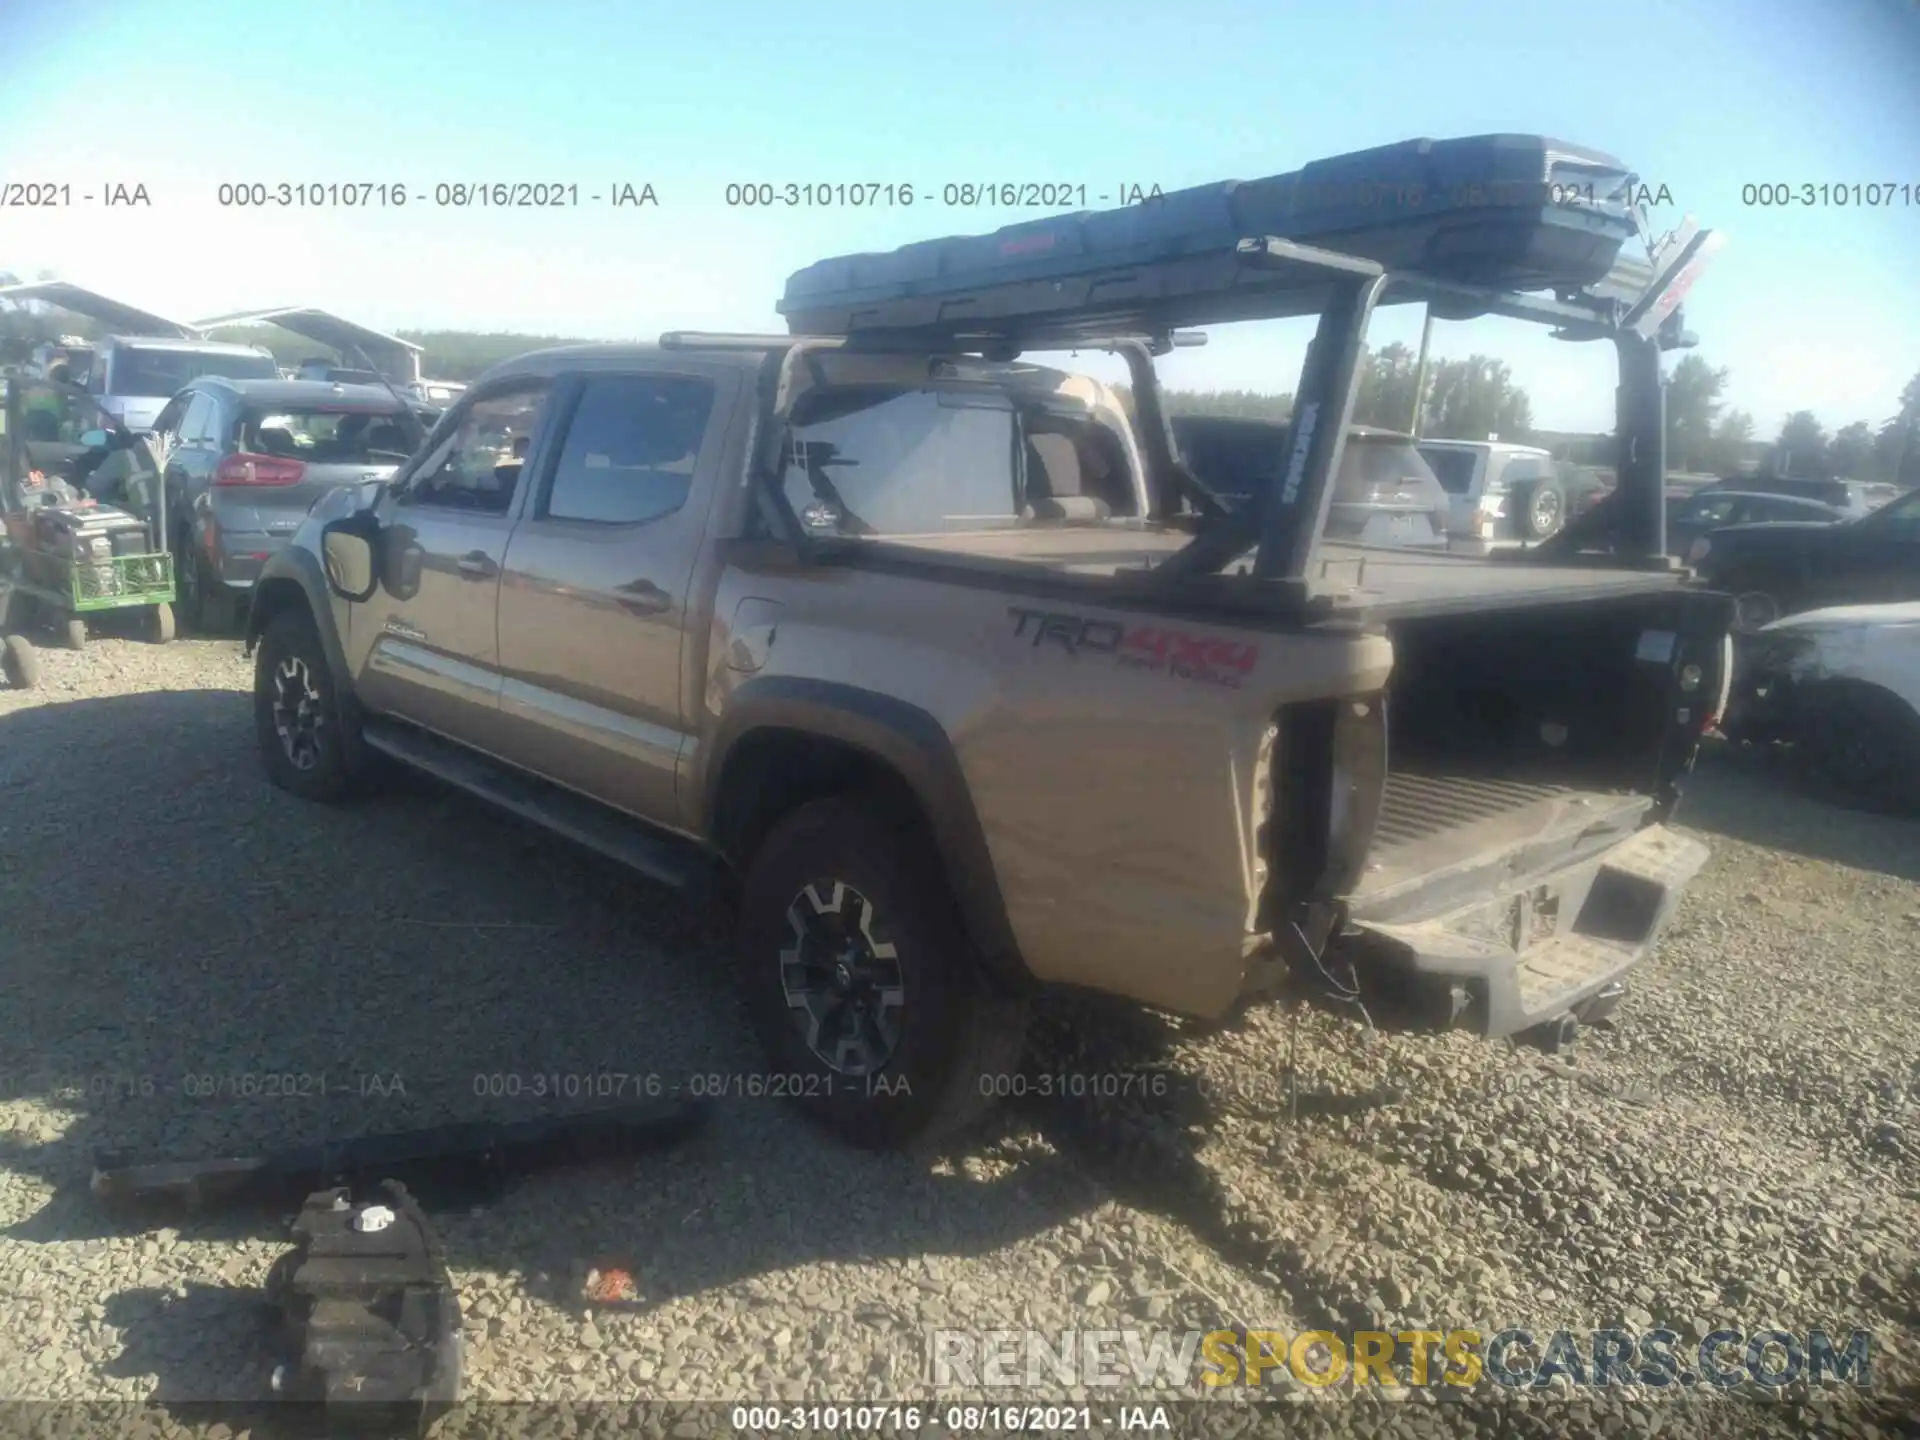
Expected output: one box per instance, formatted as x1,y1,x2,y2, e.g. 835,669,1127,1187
699,559,1392,1017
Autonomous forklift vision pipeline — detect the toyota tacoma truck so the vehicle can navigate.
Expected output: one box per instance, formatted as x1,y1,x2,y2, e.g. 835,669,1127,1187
245,134,1735,1148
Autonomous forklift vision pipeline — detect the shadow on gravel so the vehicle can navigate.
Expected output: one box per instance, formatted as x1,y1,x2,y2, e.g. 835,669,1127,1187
0,690,1432,1410
0,689,1119,1403
1679,747,1920,882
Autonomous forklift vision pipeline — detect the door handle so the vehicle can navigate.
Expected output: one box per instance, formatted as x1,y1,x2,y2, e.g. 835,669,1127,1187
614,579,671,615
456,551,497,579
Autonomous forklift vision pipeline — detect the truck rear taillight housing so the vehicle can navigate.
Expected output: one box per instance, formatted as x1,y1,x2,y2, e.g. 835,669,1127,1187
1261,692,1388,927
214,452,306,487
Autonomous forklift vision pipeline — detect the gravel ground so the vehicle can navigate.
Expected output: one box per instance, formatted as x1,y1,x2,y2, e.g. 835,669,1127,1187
0,634,1915,1438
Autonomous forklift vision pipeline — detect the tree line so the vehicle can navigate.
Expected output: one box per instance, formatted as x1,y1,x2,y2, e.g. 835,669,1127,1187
1124,343,1918,486
3,277,1914,486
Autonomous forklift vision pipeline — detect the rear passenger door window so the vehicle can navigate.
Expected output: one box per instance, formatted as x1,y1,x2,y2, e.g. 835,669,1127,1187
1688,494,1739,526
540,375,716,525
1417,447,1478,496
1493,456,1553,489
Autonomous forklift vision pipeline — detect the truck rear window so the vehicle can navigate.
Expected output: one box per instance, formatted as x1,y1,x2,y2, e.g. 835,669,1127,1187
240,407,422,464
781,387,1024,536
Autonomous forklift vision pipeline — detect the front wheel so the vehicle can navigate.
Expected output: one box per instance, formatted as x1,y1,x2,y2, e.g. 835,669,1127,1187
254,608,355,801
735,797,1030,1151
1798,684,1920,814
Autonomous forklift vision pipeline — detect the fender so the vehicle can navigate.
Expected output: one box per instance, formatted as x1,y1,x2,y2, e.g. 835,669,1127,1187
703,675,1033,995
245,545,356,702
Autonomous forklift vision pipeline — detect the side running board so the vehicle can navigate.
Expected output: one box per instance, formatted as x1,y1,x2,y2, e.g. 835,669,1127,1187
360,720,714,891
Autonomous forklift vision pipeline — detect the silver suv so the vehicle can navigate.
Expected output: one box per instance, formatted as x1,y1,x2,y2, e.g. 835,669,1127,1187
150,378,425,631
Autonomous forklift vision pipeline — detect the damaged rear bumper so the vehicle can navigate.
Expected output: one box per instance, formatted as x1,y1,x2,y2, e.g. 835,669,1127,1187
1335,823,1708,1038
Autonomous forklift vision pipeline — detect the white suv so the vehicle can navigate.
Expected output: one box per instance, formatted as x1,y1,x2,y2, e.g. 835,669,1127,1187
1416,439,1580,547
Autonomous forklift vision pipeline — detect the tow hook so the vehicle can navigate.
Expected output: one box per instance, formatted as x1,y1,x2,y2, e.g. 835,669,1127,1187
1519,1013,1580,1054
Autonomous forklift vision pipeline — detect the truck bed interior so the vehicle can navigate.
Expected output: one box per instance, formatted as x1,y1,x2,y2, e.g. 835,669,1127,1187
1339,591,1713,921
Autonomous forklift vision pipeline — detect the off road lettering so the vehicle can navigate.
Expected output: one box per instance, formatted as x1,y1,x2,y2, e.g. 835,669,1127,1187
1007,606,1122,655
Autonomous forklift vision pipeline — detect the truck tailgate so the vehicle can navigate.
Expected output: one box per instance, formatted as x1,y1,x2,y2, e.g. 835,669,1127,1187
1351,771,1655,922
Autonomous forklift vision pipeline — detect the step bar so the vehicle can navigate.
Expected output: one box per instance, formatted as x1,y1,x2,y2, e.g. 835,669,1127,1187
360,720,714,892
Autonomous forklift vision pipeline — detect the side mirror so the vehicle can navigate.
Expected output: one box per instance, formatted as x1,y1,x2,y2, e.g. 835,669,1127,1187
321,510,384,603
79,429,109,449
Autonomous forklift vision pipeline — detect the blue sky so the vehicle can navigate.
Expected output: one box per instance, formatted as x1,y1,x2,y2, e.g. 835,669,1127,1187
2,0,1916,434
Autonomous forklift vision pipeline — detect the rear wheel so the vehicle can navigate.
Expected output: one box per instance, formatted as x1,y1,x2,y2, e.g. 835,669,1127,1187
177,532,237,634
736,797,1030,1151
1,633,38,690
254,607,355,801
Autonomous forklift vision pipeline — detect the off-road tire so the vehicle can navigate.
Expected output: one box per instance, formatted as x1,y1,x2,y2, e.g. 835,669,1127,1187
1,633,38,690
736,797,1030,1151
62,616,87,650
1518,478,1566,540
254,607,356,802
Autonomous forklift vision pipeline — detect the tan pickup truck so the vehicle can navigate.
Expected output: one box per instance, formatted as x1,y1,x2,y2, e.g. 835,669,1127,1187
246,136,1735,1148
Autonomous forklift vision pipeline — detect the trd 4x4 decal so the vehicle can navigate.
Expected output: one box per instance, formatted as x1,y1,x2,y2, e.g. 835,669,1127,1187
1007,607,1258,689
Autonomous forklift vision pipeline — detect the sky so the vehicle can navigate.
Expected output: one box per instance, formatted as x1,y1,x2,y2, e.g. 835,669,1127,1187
1,0,1916,436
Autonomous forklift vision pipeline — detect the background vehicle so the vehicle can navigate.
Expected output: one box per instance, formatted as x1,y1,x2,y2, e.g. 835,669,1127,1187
1666,488,1848,558
85,336,281,430
293,360,387,385
2,375,175,649
1170,416,1451,548
30,338,95,384
1688,486,1920,631
150,378,426,632
1726,601,1920,813
1699,475,1899,518
1414,439,1595,546
0,377,40,686
410,380,467,409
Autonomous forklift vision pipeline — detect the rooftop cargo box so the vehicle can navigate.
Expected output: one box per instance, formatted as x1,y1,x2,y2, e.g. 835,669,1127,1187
779,134,1643,338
